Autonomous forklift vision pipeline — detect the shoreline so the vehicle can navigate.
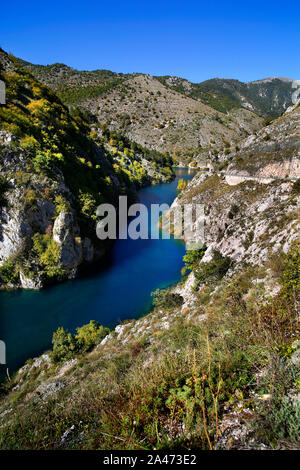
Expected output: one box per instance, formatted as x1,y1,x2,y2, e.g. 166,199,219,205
0,168,195,378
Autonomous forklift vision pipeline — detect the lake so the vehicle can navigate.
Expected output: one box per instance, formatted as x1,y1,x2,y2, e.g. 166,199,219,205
0,167,195,377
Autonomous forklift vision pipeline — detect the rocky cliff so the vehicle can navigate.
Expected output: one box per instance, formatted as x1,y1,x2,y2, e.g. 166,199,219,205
167,100,300,272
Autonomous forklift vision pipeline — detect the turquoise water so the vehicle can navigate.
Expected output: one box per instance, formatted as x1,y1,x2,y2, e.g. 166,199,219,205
0,168,195,376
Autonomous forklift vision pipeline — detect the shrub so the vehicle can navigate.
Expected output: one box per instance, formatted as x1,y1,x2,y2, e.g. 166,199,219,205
152,288,184,309
76,320,110,352
24,189,38,207
268,397,300,442
32,150,63,173
54,195,69,216
19,135,39,150
228,203,239,219
78,190,98,220
0,260,18,284
195,251,232,285
182,246,207,273
177,178,187,193
52,327,79,362
52,320,110,361
32,233,65,279
256,357,300,445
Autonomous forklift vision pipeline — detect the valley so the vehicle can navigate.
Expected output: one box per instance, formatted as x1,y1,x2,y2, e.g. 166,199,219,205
0,47,299,451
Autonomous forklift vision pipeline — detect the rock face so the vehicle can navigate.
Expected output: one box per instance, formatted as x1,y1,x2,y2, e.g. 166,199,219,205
53,211,82,272
0,185,55,264
0,143,89,288
52,212,95,273
171,172,299,269
218,100,300,183
165,103,300,272
19,271,42,290
0,151,99,287
0,48,125,290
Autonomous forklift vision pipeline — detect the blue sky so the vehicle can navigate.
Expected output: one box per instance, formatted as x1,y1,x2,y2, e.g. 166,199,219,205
1,0,299,82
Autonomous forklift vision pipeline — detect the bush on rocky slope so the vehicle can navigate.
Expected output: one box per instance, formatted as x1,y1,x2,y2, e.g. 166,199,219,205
52,321,110,362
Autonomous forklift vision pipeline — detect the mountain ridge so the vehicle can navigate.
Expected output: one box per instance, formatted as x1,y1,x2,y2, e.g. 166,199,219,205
15,56,298,161
16,56,297,117
15,57,264,159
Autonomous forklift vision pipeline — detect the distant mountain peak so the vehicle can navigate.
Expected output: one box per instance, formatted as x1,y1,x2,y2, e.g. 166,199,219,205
250,77,295,84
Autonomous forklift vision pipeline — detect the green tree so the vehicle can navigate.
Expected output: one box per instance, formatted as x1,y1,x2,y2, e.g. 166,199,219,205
32,233,65,279
177,178,187,193
76,320,110,352
51,321,110,361
195,250,232,285
52,327,79,362
0,260,18,284
182,246,207,274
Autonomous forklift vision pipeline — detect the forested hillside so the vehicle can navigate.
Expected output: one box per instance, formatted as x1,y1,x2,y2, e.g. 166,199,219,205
0,49,173,289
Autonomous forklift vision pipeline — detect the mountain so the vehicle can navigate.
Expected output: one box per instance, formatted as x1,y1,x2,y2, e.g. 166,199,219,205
0,49,174,289
18,58,297,119
199,77,298,118
16,57,129,101
155,75,242,113
219,99,300,181
16,59,265,160
17,58,299,162
190,96,300,174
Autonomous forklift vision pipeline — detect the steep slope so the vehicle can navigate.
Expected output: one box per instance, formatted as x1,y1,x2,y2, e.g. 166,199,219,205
155,75,242,113
83,74,263,157
19,58,297,119
200,77,298,118
16,58,130,105
0,49,173,289
167,100,300,271
214,100,300,183
17,58,264,160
